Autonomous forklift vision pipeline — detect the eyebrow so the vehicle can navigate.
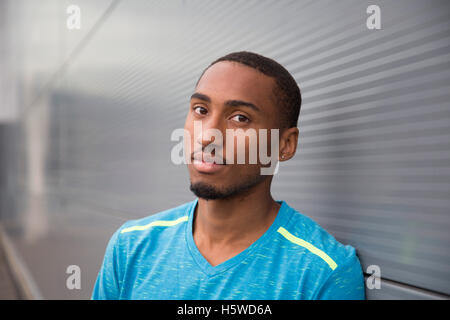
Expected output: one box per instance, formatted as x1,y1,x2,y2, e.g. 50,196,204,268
190,92,261,112
190,92,211,103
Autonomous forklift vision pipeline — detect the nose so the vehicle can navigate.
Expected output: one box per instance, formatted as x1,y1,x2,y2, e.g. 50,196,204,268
196,131,215,150
194,115,224,151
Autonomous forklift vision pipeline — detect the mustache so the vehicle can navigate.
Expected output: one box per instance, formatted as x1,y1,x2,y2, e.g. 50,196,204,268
191,145,226,164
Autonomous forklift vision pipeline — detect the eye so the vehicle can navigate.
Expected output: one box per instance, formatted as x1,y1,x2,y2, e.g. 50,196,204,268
193,105,208,115
231,114,250,123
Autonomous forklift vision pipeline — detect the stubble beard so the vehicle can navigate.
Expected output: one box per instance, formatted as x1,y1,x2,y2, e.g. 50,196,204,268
189,173,267,200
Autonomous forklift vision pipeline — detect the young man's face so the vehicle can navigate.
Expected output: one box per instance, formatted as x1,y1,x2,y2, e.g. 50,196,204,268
184,61,281,200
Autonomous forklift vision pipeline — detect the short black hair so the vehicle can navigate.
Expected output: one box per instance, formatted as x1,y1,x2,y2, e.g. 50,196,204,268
197,51,302,128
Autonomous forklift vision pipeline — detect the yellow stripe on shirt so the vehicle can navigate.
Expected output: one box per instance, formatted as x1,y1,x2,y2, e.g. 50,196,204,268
277,226,338,270
120,216,189,234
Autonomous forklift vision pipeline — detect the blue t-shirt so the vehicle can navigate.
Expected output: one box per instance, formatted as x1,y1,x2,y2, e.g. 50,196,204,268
92,198,365,300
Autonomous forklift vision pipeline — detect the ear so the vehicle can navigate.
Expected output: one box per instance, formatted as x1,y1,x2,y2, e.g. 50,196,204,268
279,127,299,161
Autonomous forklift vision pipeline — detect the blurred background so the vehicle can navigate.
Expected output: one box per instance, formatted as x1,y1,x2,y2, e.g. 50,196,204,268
0,0,449,299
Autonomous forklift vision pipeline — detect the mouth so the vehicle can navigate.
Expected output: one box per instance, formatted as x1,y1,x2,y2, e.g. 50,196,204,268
191,153,226,173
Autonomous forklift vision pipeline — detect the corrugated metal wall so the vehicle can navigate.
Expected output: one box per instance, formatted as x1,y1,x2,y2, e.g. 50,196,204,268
0,0,449,299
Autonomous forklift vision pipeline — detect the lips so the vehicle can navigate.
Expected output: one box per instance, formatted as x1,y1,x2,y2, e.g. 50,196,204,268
191,153,226,173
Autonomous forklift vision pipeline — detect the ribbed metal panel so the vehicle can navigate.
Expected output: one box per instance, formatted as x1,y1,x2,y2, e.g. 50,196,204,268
0,0,449,299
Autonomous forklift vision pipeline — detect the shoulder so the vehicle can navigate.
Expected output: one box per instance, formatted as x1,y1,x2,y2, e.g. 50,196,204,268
112,199,196,251
277,201,359,272
276,202,364,298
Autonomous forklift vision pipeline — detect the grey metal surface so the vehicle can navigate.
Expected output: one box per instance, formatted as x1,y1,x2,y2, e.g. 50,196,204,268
365,277,449,300
0,0,449,299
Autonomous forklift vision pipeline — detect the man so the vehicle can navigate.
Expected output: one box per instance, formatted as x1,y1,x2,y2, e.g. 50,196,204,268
92,51,365,300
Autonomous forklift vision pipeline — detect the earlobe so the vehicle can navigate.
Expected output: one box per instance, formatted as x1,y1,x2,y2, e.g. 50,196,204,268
278,127,299,161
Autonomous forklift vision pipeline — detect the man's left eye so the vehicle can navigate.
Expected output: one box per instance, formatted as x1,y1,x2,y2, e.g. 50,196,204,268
231,114,250,123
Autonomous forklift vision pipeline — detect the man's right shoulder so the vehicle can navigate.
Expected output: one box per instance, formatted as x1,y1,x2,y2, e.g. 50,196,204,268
111,199,196,246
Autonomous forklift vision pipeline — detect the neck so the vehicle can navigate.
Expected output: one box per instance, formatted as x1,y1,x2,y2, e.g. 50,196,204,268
192,179,280,248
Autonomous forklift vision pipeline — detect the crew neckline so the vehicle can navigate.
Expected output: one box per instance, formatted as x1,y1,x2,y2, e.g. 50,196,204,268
185,197,293,277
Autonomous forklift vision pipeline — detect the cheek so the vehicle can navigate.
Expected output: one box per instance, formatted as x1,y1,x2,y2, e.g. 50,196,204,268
223,131,262,165
183,121,195,163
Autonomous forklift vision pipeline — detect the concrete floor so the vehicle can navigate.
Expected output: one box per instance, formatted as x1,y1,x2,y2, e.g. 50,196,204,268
0,238,20,299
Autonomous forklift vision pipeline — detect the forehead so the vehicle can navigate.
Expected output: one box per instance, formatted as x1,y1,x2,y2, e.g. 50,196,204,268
196,61,276,110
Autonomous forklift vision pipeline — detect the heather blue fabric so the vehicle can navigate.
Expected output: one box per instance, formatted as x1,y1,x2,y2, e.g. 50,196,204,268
92,198,365,300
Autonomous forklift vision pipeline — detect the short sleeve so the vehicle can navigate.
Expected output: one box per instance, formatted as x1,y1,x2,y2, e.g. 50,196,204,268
314,253,366,300
91,228,123,300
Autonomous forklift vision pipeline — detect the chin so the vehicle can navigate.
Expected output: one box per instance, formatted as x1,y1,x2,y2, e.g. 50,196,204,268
189,181,228,200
